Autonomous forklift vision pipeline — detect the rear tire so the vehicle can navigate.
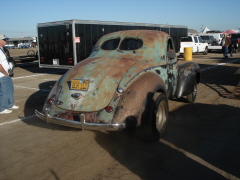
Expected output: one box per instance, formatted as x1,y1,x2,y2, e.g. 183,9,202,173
137,92,169,142
186,80,197,103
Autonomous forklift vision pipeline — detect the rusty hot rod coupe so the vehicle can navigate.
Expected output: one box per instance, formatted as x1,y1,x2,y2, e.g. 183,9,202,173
35,30,200,141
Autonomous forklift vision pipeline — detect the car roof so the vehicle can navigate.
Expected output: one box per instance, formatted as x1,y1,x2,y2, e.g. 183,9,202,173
200,35,214,37
97,30,170,47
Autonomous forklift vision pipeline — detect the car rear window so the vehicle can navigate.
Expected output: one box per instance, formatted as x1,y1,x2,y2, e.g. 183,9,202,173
101,38,143,51
231,34,240,38
200,36,210,40
101,38,120,50
120,38,143,50
181,37,192,42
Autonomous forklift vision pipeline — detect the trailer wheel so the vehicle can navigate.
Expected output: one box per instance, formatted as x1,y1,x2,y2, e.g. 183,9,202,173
137,92,169,142
27,50,35,57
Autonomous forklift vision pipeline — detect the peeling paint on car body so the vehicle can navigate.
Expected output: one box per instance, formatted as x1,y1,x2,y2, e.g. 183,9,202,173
36,30,200,131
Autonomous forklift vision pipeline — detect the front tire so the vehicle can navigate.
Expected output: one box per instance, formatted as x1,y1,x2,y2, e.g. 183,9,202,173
137,92,169,142
203,47,208,55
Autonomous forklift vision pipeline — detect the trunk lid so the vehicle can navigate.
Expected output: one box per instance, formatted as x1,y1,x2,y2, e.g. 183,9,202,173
54,57,137,112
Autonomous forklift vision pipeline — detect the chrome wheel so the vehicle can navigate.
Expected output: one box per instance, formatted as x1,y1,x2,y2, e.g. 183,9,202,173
186,81,197,103
156,101,167,132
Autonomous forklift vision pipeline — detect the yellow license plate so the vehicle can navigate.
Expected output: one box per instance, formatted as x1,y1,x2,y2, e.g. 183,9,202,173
71,79,89,90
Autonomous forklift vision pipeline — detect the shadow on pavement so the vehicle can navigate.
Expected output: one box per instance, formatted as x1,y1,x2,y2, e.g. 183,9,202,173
94,103,240,180
22,80,78,132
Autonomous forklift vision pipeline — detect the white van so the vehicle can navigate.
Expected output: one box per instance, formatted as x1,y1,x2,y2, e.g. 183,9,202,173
203,31,224,45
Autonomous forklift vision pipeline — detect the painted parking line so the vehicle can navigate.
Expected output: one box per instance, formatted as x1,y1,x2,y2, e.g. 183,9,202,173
12,70,66,80
160,139,240,180
14,85,50,92
0,115,35,126
200,58,240,72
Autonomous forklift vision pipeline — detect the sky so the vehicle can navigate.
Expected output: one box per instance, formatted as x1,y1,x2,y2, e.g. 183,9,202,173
0,0,239,38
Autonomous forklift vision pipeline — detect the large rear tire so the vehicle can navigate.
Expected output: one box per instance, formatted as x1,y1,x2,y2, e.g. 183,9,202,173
186,80,197,103
137,92,169,142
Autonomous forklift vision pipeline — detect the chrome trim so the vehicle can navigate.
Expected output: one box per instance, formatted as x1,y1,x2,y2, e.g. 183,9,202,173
35,109,125,131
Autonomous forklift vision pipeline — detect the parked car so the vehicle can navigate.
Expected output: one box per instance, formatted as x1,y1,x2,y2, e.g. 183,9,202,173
35,30,200,141
180,35,208,55
231,33,240,51
200,35,218,45
19,45,30,48
204,31,224,45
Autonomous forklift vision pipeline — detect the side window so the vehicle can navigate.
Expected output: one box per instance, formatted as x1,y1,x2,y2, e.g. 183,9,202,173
181,37,192,42
167,38,175,51
101,38,120,50
167,38,176,60
198,37,203,43
194,37,198,43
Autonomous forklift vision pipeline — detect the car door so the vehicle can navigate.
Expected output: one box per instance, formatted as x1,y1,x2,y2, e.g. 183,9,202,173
193,36,199,52
198,37,205,52
166,38,178,97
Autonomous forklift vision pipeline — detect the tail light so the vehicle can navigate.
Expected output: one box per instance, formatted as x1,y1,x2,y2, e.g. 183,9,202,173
40,57,45,63
105,106,113,113
46,98,53,104
68,58,73,64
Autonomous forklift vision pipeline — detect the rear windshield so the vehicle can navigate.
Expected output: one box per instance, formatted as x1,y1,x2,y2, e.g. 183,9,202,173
101,38,120,50
101,38,143,50
231,34,240,39
200,36,210,40
181,37,192,42
120,38,143,50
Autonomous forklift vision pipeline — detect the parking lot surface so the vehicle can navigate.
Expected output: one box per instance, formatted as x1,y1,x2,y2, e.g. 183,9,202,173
1,49,240,180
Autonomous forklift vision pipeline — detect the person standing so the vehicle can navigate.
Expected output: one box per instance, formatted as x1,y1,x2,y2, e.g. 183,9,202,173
228,34,234,57
0,34,18,114
221,33,231,58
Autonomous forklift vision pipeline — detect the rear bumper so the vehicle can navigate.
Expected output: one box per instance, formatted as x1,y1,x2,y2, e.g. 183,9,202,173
35,108,125,131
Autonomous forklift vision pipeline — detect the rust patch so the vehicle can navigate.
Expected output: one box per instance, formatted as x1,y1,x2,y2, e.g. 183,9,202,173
55,111,97,123
228,81,240,100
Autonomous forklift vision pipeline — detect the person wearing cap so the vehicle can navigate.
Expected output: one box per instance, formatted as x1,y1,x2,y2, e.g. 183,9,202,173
0,34,19,114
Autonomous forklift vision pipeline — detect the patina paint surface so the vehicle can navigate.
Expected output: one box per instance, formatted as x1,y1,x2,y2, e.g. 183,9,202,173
54,30,169,112
112,72,166,125
38,30,200,127
55,57,138,112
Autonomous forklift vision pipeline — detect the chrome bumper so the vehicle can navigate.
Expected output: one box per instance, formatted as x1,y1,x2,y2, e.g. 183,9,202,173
35,109,125,131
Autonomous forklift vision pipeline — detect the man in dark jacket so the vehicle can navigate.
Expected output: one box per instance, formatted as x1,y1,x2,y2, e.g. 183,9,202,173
222,33,231,58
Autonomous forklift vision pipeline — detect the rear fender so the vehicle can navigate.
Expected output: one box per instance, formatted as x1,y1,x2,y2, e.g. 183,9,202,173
112,72,166,127
175,62,200,97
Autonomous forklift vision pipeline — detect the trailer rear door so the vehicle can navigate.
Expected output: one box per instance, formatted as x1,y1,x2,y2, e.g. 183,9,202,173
38,24,74,68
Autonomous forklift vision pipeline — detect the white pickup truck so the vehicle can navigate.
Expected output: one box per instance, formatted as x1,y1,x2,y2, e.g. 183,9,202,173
180,35,208,55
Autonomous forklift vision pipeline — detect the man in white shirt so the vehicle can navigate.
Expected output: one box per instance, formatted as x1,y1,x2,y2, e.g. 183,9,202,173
0,34,18,114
